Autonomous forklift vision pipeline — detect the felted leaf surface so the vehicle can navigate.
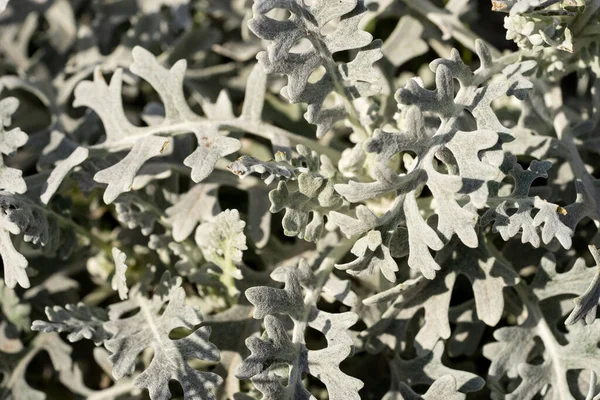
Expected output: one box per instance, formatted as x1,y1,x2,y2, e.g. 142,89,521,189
4,2,600,400
0,93,27,194
166,183,221,242
111,247,128,300
0,333,89,400
31,303,110,345
447,302,486,358
268,147,344,243
73,46,241,204
531,253,598,305
565,245,600,325
248,0,383,137
0,191,77,288
104,272,223,400
39,132,89,205
363,238,517,352
229,153,303,185
333,41,521,280
0,281,30,331
195,209,247,297
388,341,484,394
383,375,466,400
486,316,600,400
481,158,552,248
484,254,600,399
114,194,157,236
231,144,342,244
481,155,582,250
238,261,363,400
335,229,399,282
382,15,428,68
204,305,262,400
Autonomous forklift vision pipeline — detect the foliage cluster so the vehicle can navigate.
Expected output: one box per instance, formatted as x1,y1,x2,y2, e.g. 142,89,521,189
1,0,600,399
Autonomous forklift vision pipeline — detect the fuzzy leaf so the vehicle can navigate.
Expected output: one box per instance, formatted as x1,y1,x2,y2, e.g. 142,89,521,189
0,191,77,288
334,42,515,280
239,261,363,399
248,0,382,137
73,47,241,204
481,158,553,248
383,375,466,400
114,195,157,236
39,132,89,205
195,209,247,297
31,303,110,345
166,183,221,242
111,247,128,300
105,272,223,400
269,171,343,242
228,154,302,185
382,15,428,67
0,94,27,194
565,245,600,325
388,341,484,393
0,333,89,400
363,238,517,352
485,253,600,399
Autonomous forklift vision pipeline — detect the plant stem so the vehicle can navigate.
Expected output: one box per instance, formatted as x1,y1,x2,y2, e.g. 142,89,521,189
287,237,355,397
513,282,572,399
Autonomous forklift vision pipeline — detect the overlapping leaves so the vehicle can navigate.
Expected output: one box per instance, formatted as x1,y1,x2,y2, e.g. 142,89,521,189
238,259,363,399
249,0,382,137
32,271,223,400
332,41,519,280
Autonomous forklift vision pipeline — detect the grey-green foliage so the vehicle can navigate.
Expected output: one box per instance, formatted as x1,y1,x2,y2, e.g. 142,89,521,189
195,209,247,297
268,145,344,242
166,183,221,242
0,91,27,194
249,0,383,137
498,0,600,79
481,252,600,399
0,332,89,400
383,375,466,400
0,190,77,288
332,41,530,281
111,247,129,300
31,303,110,345
4,0,600,399
363,237,518,353
566,245,600,325
229,152,306,184
71,46,241,204
32,272,222,400
238,260,363,400
105,272,222,400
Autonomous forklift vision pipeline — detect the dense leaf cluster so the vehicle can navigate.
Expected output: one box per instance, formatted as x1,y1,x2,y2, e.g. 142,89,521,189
1,0,600,399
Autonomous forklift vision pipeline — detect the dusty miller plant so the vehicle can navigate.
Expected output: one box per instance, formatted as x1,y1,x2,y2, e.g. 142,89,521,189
1,0,600,399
